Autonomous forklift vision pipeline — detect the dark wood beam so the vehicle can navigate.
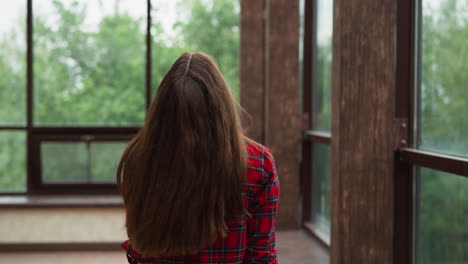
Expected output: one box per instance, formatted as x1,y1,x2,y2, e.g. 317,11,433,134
330,0,397,262
400,148,468,177
240,0,265,143
240,0,301,229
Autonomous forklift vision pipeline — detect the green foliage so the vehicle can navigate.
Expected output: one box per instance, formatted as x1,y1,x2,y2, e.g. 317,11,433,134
41,143,88,182
313,43,332,132
417,1,468,263
41,142,125,182
311,1,333,132
0,0,240,190
33,1,146,125
419,169,468,264
311,143,331,235
420,0,468,157
0,132,26,191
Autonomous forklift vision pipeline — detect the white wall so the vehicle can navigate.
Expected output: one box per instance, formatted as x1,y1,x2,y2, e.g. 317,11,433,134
0,208,126,243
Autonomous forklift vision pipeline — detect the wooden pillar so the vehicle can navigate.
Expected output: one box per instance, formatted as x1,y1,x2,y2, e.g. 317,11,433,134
240,0,265,143
330,0,397,263
240,0,301,229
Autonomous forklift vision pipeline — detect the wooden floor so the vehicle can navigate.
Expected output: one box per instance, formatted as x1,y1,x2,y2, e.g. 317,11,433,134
276,230,329,264
0,230,329,264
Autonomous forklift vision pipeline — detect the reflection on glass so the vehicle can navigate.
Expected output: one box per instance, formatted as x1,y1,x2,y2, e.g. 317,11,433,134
0,132,26,191
152,0,240,99
416,168,468,264
311,143,331,238
33,0,146,126
0,1,26,125
312,0,333,132
42,141,126,183
418,0,468,157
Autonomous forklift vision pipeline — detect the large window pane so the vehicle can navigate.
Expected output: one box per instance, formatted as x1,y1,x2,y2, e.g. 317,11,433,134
418,0,468,157
416,168,468,264
151,0,240,99
0,1,26,126
310,143,331,240
0,131,26,191
41,141,126,183
312,0,333,132
33,0,146,126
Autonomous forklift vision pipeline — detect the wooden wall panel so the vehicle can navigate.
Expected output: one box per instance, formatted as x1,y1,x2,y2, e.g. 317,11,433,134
330,0,397,263
240,0,301,229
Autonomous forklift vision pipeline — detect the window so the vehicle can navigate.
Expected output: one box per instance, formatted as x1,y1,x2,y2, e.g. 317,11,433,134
310,143,331,238
311,0,333,133
0,132,26,191
417,0,468,158
397,0,468,263
0,0,239,194
301,0,333,244
415,168,467,263
0,1,27,192
33,0,147,126
413,0,468,263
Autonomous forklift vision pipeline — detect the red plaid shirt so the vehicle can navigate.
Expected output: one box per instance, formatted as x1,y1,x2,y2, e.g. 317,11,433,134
122,141,279,263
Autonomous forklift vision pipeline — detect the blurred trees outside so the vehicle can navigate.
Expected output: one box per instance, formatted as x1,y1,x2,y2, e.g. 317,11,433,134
0,0,239,189
420,0,468,157
418,0,468,263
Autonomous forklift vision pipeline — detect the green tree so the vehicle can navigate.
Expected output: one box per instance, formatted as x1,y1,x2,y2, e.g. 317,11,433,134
0,0,240,190
0,7,27,191
34,0,146,125
418,0,468,263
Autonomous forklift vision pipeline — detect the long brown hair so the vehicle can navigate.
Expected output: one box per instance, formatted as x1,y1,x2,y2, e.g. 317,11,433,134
117,52,247,257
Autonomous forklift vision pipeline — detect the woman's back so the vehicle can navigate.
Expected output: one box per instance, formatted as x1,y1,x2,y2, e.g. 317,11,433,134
122,140,279,264
117,53,279,263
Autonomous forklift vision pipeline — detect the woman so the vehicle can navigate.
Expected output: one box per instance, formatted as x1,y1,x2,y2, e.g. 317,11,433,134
117,53,279,263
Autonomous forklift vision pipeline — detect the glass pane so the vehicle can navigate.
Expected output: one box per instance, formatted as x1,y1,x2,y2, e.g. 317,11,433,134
0,1,26,125
312,0,333,132
90,142,126,181
151,0,240,99
41,141,126,183
417,0,468,157
42,142,87,182
416,168,468,264
0,131,26,191
311,143,331,237
33,0,146,126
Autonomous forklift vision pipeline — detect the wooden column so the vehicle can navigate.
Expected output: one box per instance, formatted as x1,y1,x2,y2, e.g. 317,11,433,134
266,0,300,229
240,0,265,143
240,0,301,229
330,0,397,263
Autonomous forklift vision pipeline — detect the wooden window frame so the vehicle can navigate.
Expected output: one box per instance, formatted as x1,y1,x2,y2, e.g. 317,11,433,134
395,0,468,263
0,0,153,195
301,0,333,248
